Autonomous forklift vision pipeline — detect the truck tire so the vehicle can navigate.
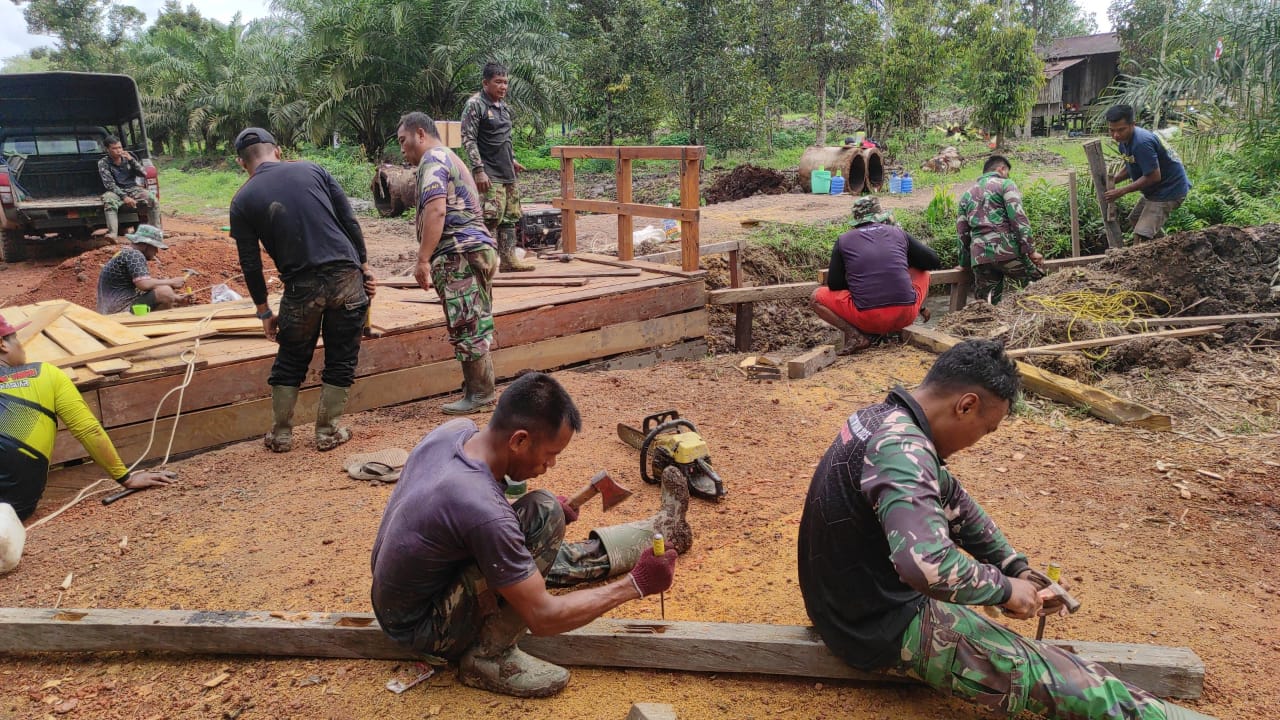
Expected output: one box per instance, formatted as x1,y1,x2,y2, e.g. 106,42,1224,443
1,229,29,263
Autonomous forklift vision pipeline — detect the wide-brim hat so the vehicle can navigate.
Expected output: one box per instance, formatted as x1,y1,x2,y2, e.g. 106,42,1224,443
126,224,168,249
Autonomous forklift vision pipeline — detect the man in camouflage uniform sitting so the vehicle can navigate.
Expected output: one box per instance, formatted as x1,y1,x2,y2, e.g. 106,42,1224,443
798,339,1214,720
98,135,160,238
956,156,1044,304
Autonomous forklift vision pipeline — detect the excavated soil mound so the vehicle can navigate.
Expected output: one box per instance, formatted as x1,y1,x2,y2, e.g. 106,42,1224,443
704,165,790,205
3,237,276,311
703,243,837,353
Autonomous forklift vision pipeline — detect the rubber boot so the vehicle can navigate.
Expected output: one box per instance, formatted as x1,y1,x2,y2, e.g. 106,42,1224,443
458,604,570,698
497,226,534,272
442,355,496,415
264,385,299,453
314,383,353,451
105,210,120,239
592,465,692,577
1161,702,1217,720
149,204,163,230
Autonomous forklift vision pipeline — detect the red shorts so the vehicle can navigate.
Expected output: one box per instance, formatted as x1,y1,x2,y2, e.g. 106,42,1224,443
813,268,930,335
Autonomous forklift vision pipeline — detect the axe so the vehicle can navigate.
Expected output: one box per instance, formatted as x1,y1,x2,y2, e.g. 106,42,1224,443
565,470,632,512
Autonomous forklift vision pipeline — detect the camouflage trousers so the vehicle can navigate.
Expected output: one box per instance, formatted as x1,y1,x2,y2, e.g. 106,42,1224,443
886,600,1167,719
482,181,522,230
269,263,368,388
430,247,497,362
406,490,613,660
102,187,158,213
972,257,1045,305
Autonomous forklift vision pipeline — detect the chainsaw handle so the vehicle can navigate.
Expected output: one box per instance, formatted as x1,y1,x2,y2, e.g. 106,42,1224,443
641,410,681,434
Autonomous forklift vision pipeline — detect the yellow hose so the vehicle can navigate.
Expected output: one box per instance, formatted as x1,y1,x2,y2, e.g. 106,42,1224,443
1015,288,1169,359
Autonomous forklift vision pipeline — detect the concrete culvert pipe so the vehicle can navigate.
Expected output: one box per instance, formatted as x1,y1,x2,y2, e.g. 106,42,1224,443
371,164,417,218
797,145,863,194
846,151,867,194
861,148,886,192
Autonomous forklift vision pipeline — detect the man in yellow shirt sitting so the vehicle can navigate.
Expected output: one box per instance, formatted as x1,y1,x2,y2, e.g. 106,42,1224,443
0,313,173,523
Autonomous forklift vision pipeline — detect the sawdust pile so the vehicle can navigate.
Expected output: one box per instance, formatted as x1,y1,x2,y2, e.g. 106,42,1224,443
703,165,791,205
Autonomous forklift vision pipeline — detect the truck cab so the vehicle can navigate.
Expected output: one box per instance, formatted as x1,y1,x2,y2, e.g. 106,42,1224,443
0,72,158,262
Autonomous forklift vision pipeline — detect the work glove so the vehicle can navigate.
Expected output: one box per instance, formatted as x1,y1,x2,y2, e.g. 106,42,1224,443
628,546,677,598
1020,568,1079,616
555,495,579,524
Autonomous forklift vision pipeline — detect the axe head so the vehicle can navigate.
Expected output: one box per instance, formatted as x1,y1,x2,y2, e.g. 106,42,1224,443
591,470,632,511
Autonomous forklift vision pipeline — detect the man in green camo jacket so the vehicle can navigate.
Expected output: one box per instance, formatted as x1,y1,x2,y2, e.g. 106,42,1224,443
957,155,1046,304
798,339,1215,720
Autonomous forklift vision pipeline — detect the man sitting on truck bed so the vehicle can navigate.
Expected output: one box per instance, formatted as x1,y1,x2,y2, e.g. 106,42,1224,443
98,135,161,237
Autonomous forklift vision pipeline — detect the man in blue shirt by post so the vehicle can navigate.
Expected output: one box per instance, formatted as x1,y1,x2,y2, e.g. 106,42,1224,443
1103,104,1192,242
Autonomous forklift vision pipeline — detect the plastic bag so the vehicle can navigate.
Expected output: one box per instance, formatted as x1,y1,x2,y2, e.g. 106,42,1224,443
0,502,25,574
211,283,243,303
632,225,666,245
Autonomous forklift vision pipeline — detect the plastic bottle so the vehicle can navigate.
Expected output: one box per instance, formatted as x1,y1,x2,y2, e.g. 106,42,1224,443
901,172,914,195
889,171,901,194
829,169,845,195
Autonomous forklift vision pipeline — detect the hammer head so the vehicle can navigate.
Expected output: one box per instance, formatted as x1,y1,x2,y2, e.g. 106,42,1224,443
183,268,201,277
590,470,632,511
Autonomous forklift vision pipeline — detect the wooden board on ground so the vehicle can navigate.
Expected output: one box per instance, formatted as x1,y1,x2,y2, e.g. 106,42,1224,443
902,326,1173,430
14,303,68,344
59,303,151,346
50,330,216,369
0,609,1204,699
43,314,107,357
627,703,677,720
787,345,836,379
1007,326,1224,357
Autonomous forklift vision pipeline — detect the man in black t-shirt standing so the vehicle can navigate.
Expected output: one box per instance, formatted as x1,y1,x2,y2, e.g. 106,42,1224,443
229,128,377,453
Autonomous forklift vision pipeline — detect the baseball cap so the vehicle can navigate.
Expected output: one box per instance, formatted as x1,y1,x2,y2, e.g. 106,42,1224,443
234,127,277,153
126,224,169,249
0,313,29,338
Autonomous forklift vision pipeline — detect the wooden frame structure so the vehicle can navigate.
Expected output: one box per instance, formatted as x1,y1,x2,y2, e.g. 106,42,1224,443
551,146,705,270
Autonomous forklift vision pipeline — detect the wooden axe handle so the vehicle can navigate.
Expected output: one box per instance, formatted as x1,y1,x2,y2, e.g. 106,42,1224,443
566,483,598,510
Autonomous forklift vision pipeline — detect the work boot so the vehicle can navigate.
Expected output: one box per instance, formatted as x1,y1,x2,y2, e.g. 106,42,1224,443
442,355,496,415
1161,702,1217,720
105,210,119,239
149,205,163,230
592,465,692,577
314,383,353,451
264,385,299,453
458,604,570,698
497,226,534,272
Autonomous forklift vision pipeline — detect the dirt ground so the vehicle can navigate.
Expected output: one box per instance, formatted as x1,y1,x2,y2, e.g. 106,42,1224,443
2,347,1276,719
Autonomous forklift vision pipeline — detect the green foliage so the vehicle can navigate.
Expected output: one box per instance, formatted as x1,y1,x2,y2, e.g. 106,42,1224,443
1019,0,1097,41
780,0,878,144
964,11,1044,147
160,167,246,216
747,219,842,277
13,0,144,71
297,146,375,201
1,51,53,73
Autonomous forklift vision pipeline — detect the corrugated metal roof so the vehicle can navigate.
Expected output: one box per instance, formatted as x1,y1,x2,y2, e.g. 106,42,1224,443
1043,57,1086,78
1042,32,1121,59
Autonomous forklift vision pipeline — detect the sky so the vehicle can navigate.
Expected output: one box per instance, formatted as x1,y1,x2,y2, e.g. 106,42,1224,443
1,0,1116,61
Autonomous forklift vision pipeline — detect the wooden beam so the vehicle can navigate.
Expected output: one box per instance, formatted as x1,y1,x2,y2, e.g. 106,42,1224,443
0,609,1204,699
560,156,577,253
634,240,743,265
735,303,754,352
680,155,701,272
901,326,1172,430
617,157,634,261
15,302,68,344
1068,170,1081,257
60,303,150,346
787,345,836,379
1007,326,1224,357
628,704,677,720
551,198,699,223
708,282,816,305
1083,140,1124,249
377,277,590,289
1126,312,1280,327
50,330,216,369
551,146,707,161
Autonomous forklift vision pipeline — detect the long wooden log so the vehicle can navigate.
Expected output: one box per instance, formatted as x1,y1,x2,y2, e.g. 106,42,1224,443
1083,140,1124,249
1007,326,1224,358
0,609,1203,699
901,326,1172,430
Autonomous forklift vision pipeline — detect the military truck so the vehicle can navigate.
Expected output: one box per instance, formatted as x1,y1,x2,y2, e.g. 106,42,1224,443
0,72,159,262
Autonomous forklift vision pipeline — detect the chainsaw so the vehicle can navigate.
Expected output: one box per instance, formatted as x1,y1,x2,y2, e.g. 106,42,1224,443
617,410,726,502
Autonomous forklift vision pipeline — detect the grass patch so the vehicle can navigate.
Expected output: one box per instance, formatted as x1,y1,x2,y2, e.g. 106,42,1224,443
160,167,243,217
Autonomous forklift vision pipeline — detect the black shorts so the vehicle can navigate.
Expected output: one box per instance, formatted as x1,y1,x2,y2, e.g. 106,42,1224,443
0,435,51,521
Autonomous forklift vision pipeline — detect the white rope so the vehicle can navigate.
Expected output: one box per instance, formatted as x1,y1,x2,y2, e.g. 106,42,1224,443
26,305,236,531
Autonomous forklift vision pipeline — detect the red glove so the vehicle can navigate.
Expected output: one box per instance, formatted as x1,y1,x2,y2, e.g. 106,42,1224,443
628,546,677,598
556,495,579,524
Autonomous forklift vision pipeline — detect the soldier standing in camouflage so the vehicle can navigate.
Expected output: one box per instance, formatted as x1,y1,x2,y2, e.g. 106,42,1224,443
956,156,1045,304
798,339,1214,720
461,62,533,273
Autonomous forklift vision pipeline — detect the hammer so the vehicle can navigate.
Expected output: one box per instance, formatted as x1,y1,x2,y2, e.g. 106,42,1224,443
565,470,632,512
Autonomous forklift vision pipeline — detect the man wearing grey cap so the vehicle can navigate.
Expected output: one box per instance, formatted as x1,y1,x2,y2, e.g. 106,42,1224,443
229,127,377,453
95,224,187,314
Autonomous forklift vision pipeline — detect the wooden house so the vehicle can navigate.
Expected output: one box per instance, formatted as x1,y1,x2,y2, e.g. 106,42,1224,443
1032,32,1122,136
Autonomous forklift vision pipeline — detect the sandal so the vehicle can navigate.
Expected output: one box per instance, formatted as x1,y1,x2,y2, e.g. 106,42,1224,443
349,461,401,483
344,448,409,482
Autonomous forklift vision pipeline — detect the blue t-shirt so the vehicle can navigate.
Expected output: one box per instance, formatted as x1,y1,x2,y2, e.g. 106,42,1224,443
369,419,536,648
1118,127,1191,201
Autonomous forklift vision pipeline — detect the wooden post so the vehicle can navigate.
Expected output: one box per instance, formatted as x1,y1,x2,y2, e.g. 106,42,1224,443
1068,169,1081,257
949,273,972,311
1083,140,1124,249
730,243,749,351
560,156,577,253
617,156,634,261
679,153,701,272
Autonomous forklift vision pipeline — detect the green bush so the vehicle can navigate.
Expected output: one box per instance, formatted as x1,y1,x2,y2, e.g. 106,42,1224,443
657,131,691,146
300,146,375,201
771,128,815,150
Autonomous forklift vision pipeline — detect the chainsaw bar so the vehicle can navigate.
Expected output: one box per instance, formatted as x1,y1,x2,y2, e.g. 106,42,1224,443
616,422,646,450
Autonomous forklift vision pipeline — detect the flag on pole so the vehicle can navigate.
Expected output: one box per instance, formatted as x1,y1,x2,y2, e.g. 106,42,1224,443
1213,37,1224,62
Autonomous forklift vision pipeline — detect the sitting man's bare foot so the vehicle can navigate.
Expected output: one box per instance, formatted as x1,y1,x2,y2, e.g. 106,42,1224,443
838,330,872,356
918,306,932,323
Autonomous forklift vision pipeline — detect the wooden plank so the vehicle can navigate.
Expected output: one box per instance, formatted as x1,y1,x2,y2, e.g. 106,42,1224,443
134,318,265,337
560,156,577,253
680,155,701,272
628,703,677,720
378,277,590,288
787,345,836,379
114,300,260,324
634,240,743,265
1007,326,1224,357
44,314,110,358
735,303,753,352
50,330,216,369
572,339,708,372
0,609,1203,699
84,358,132,375
14,302,68,344
1126,312,1280,328
709,282,815,305
617,157,634,261
60,303,150,346
1068,170,1081,257
1084,139,1124,249
551,198,699,223
573,253,704,279
902,326,1172,430
552,146,706,161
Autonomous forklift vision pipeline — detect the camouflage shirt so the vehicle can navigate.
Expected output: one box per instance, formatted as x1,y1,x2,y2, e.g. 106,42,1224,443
460,91,517,184
956,172,1034,268
98,155,145,196
415,146,495,260
798,387,1029,670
